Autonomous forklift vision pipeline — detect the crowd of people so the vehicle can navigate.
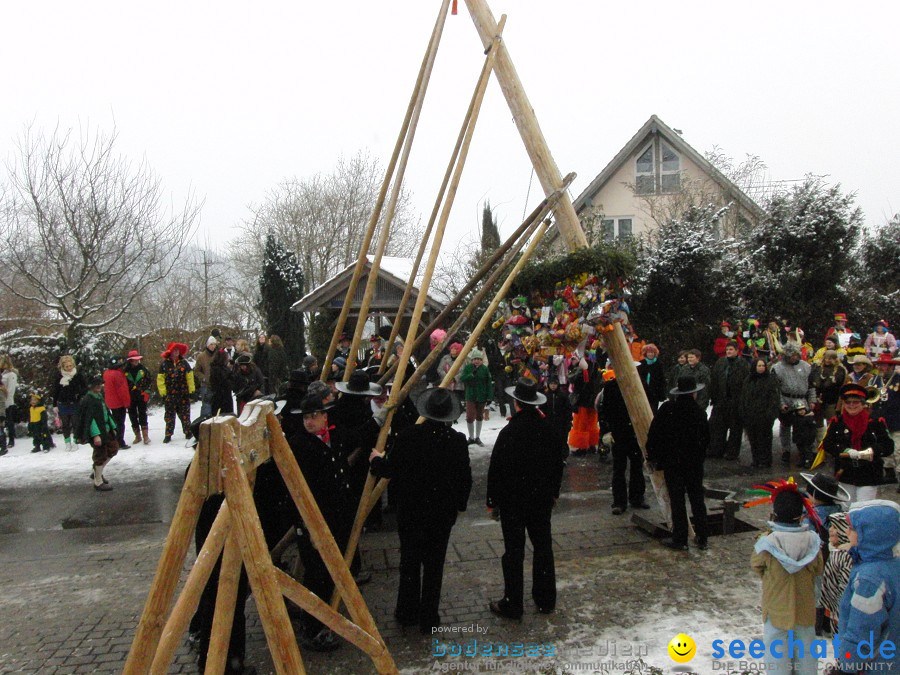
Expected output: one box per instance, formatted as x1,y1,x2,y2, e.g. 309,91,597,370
0,308,896,674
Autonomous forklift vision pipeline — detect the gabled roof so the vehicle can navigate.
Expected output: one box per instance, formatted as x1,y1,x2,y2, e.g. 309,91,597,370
570,114,766,220
291,255,448,314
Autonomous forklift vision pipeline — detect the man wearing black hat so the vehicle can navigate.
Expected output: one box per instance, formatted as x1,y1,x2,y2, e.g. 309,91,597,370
232,353,264,415
646,375,710,551
487,378,565,619
369,387,472,634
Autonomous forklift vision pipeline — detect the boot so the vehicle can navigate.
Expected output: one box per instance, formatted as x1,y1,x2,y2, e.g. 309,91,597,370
93,462,112,491
884,467,896,484
133,428,141,445
466,421,475,444
142,426,150,444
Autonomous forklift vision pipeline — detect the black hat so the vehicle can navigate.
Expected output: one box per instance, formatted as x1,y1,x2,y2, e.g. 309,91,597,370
108,355,125,368
335,370,383,396
504,377,547,406
287,369,311,392
235,352,253,366
800,472,851,504
87,373,104,387
669,375,705,396
415,387,462,423
302,355,318,368
772,490,806,523
290,394,334,416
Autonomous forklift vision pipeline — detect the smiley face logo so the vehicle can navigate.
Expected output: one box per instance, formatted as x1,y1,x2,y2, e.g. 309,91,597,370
667,633,696,663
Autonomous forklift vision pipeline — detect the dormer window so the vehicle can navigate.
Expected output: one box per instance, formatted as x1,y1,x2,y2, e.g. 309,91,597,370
635,145,654,194
660,142,681,192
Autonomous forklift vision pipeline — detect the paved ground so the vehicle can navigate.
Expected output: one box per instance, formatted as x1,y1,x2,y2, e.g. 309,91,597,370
0,428,897,674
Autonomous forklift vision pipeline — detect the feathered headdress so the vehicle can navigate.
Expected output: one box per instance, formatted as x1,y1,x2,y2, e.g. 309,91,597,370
743,477,822,530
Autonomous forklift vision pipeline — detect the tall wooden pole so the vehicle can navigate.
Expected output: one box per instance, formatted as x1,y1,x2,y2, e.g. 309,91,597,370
344,0,451,378
320,0,451,381
463,0,587,252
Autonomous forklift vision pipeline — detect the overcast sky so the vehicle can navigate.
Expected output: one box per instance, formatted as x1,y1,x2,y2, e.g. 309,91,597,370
3,1,898,251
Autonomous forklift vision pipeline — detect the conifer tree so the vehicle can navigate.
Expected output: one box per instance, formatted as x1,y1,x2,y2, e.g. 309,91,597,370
259,235,306,366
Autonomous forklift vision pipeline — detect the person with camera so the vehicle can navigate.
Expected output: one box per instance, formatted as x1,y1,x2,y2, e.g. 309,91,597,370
772,342,817,468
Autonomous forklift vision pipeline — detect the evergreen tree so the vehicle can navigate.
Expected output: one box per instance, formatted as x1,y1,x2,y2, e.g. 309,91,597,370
480,201,501,253
743,177,863,338
259,235,306,367
850,214,900,328
631,204,741,362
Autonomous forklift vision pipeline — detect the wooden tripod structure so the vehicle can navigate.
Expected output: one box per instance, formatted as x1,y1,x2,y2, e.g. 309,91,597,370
122,401,397,674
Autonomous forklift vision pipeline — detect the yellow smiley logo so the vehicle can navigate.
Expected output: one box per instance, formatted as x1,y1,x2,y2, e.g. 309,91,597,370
667,633,696,663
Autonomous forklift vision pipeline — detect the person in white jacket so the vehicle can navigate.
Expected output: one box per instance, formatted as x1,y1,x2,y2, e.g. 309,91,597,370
0,355,19,448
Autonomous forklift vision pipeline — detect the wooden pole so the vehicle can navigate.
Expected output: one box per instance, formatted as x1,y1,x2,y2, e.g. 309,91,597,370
344,0,451,378
220,429,306,675
123,458,207,674
267,415,397,674
332,19,506,611
319,0,451,381
204,530,242,675
376,172,576,387
148,504,231,675
462,0,587,252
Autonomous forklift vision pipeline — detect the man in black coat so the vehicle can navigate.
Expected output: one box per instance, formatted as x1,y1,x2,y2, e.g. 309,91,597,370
647,375,710,551
708,340,749,459
598,374,648,514
487,378,566,620
369,387,472,634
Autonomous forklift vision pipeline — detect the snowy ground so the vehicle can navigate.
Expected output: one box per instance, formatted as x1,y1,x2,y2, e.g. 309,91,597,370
0,402,202,488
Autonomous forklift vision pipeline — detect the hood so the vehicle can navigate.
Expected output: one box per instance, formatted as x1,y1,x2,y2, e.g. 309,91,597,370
754,523,821,574
848,500,900,562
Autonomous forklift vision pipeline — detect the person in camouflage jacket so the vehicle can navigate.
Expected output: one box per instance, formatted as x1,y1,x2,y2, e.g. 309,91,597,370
157,342,195,443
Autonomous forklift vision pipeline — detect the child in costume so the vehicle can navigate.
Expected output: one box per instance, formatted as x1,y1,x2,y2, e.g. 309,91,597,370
749,479,824,675
28,392,53,453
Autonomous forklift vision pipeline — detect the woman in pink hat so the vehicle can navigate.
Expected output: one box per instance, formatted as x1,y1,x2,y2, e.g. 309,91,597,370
124,350,152,444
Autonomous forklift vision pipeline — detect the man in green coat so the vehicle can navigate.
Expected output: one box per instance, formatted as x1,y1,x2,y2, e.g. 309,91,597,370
78,375,119,492
459,348,493,446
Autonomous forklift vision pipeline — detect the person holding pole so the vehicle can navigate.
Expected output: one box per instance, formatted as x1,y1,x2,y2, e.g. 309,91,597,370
487,378,565,619
369,387,472,634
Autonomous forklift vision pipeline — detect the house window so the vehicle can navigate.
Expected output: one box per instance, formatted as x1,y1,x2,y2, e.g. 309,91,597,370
660,142,681,192
601,217,634,242
635,145,654,194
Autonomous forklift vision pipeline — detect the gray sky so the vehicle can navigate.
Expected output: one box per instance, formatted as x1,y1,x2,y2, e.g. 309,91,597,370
3,1,898,250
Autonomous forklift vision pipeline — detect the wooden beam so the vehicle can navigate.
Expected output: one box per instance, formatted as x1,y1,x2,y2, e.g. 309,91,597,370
463,0,587,252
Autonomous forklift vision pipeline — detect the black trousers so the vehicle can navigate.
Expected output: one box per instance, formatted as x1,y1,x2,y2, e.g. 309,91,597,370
127,397,148,430
499,505,556,614
611,436,645,507
396,523,452,629
708,402,742,458
6,405,17,441
110,407,127,447
664,467,708,546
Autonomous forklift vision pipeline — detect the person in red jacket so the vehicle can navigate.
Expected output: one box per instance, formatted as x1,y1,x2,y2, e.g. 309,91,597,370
103,356,132,449
713,321,746,359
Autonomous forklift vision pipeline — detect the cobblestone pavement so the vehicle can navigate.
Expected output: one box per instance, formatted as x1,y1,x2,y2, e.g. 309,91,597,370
1,444,897,674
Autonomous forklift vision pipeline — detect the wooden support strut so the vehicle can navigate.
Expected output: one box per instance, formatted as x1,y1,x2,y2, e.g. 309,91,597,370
320,0,451,381
344,0,451,379
463,0,587,252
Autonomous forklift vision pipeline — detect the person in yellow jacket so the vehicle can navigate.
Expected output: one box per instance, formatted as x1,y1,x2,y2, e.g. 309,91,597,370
157,342,195,443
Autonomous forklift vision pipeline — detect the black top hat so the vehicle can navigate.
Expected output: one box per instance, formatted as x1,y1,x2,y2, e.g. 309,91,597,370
287,369,311,392
415,387,462,423
335,370,383,396
290,393,334,416
669,375,705,396
504,377,547,406
800,472,851,504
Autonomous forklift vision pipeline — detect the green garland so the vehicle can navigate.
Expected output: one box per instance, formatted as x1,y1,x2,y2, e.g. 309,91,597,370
510,242,637,296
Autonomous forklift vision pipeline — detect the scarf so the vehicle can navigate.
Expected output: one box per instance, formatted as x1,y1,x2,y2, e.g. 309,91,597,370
315,424,336,446
60,367,77,387
841,408,870,450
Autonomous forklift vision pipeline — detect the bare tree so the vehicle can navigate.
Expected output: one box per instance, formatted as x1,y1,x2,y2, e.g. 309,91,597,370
0,125,201,342
235,150,422,293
